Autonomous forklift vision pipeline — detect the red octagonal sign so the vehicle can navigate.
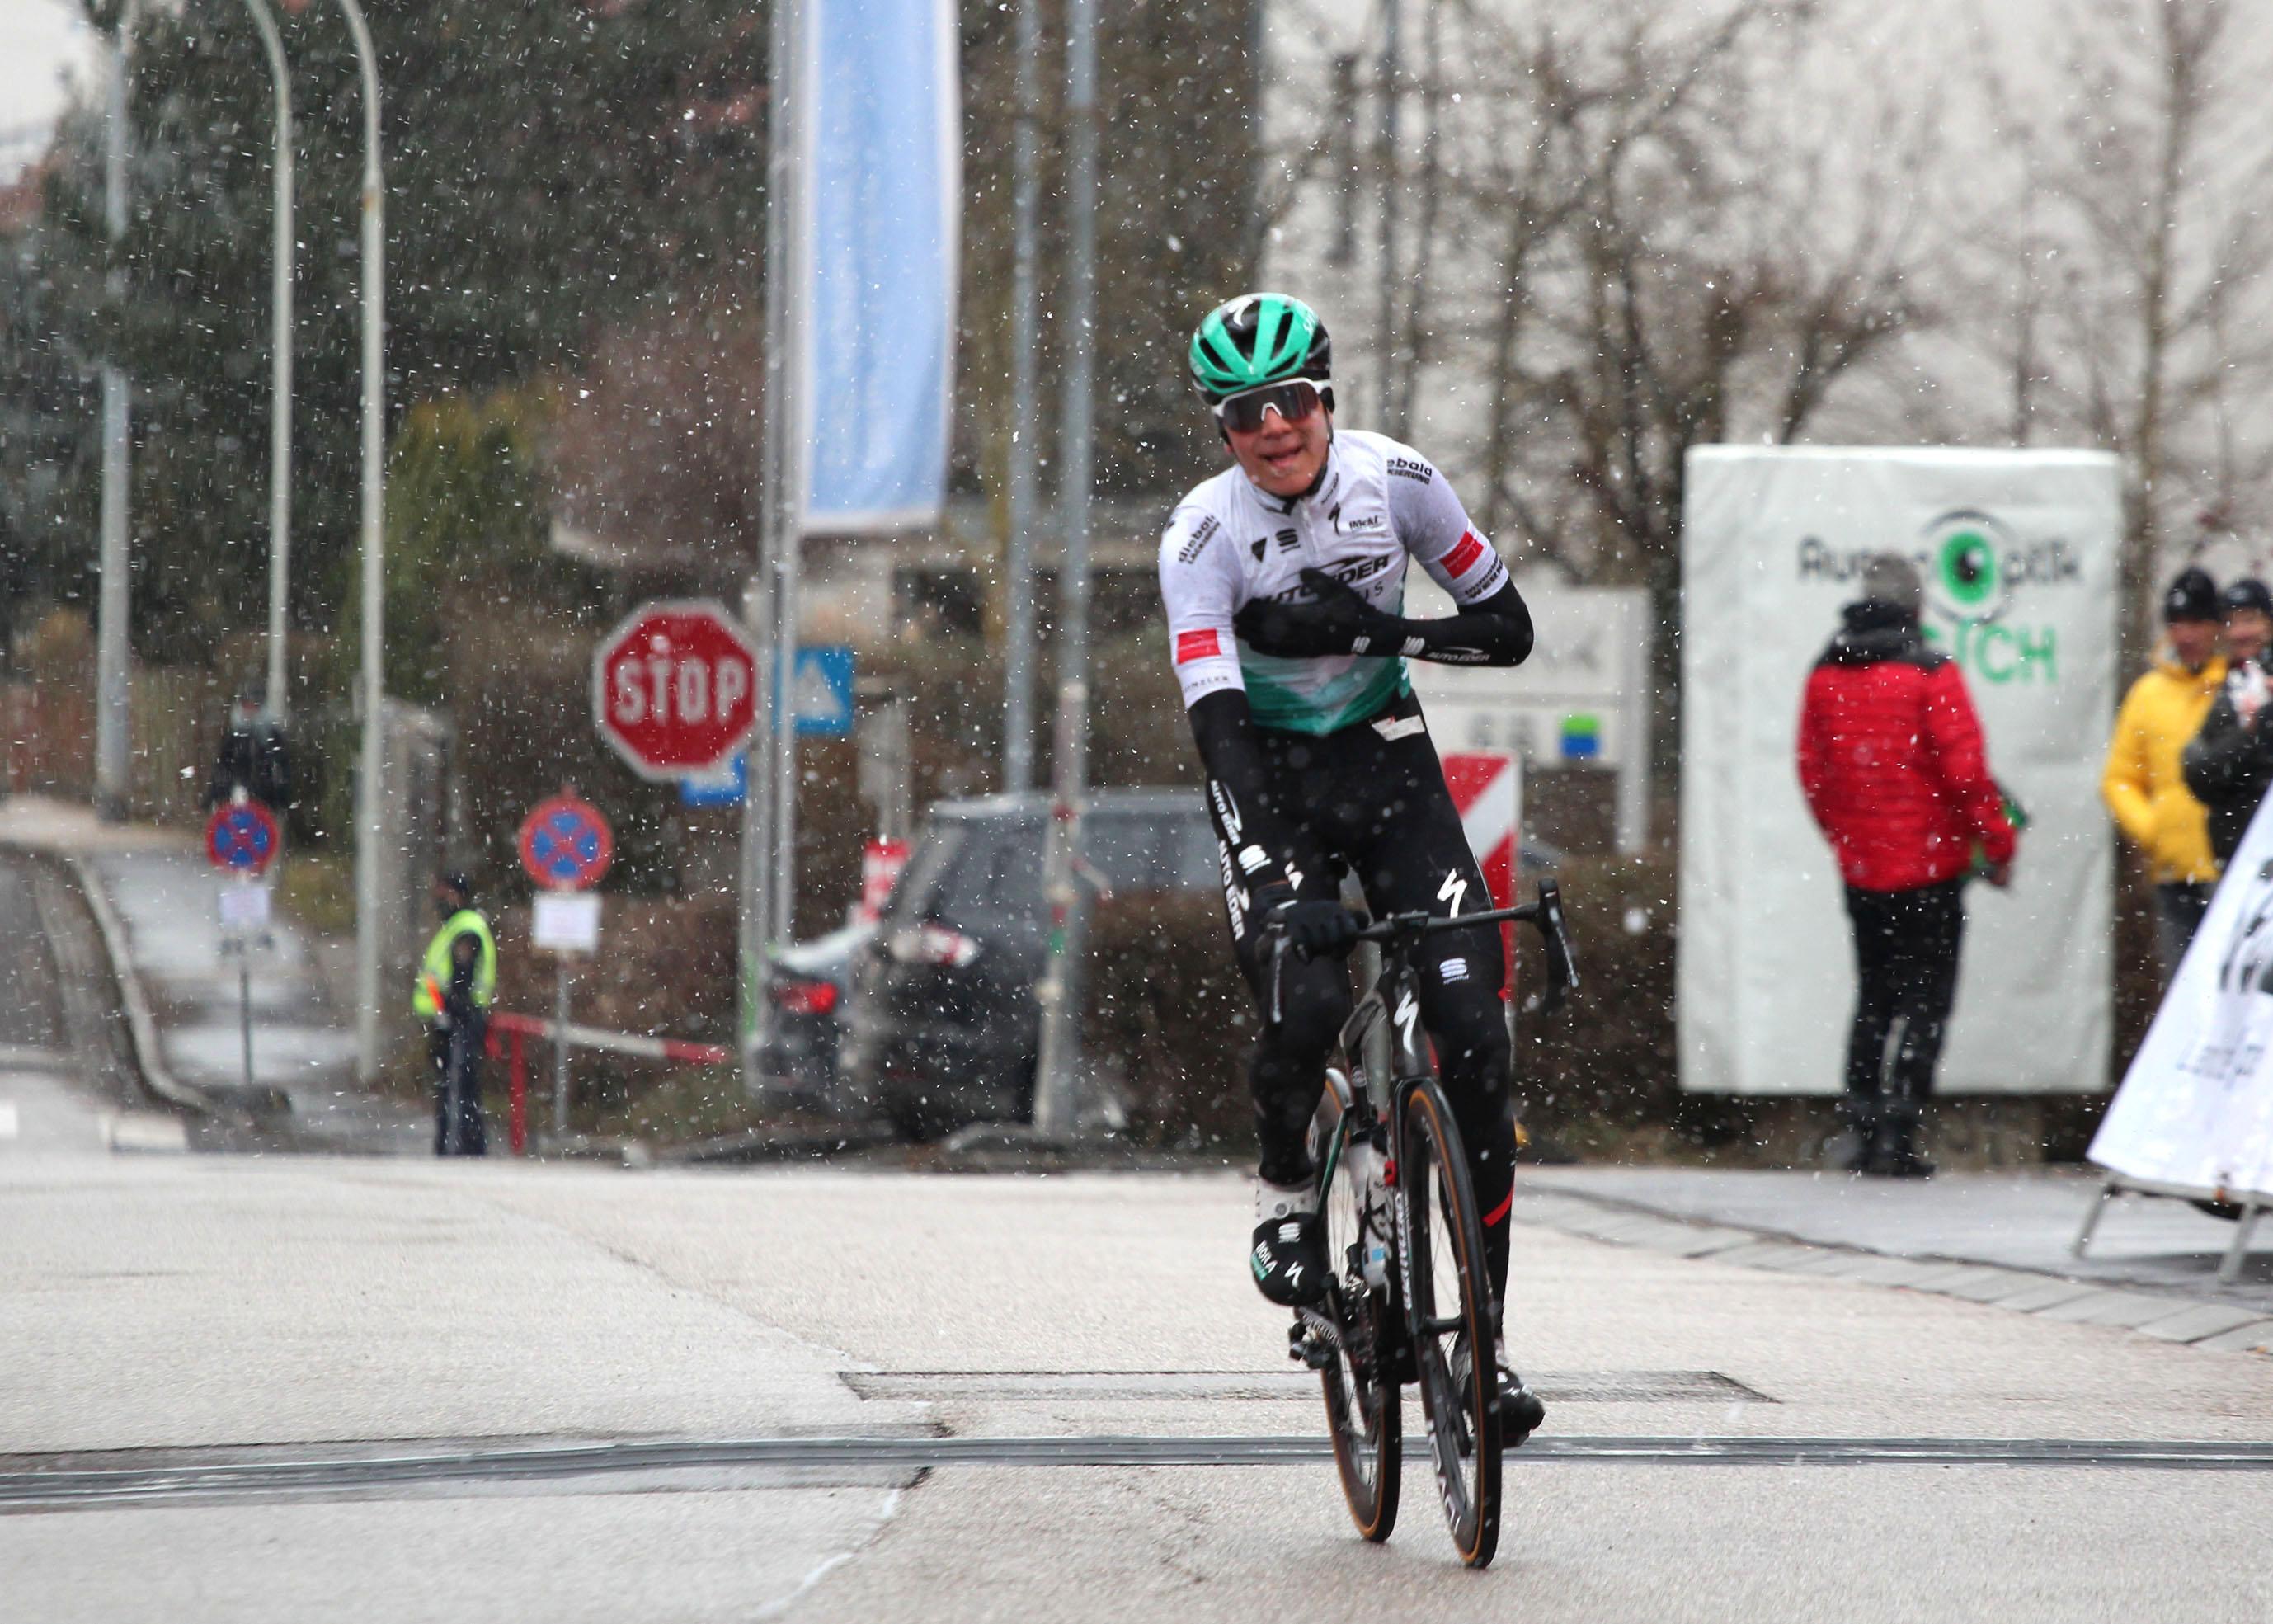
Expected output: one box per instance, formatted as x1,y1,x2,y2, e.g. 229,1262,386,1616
592,600,760,780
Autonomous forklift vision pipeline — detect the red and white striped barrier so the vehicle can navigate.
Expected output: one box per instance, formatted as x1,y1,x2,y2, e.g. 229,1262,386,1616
483,1012,732,1155
1439,751,1521,994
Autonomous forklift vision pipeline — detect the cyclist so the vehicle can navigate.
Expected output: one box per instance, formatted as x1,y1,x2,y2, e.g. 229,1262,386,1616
1158,292,1543,1433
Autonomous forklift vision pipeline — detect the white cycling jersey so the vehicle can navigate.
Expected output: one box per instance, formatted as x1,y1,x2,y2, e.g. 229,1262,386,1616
1157,430,1511,735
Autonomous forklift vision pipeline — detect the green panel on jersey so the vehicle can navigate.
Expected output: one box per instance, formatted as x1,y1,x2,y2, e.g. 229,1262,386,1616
1244,658,1409,736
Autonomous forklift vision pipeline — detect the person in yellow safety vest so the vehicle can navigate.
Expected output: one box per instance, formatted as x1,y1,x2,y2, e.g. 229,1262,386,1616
414,872,498,1156
2103,567,2228,983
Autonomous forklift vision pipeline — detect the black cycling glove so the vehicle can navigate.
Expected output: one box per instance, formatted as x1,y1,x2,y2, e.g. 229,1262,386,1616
1257,883,1362,959
1235,569,1405,659
1235,568,1534,667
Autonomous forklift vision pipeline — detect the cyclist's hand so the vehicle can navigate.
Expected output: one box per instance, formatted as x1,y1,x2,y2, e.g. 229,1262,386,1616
1259,884,1362,959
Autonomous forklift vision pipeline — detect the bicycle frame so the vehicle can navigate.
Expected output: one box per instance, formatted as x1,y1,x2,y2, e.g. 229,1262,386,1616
1305,883,1578,1323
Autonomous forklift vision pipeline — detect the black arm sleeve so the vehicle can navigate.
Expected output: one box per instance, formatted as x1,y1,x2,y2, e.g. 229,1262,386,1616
1389,578,1533,667
2184,694,2252,805
445,932,480,1019
1188,690,1302,895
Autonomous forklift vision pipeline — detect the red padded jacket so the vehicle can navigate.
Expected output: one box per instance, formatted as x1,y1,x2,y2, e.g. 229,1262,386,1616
1795,616,2017,893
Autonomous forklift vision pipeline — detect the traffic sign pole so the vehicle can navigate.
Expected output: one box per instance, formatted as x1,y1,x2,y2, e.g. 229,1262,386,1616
519,792,613,1151
207,793,281,1095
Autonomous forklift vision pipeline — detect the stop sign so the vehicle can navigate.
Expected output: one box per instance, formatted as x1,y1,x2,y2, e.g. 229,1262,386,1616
591,600,760,779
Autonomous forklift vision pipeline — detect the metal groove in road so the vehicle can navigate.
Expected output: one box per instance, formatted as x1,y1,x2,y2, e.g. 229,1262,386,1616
841,1369,1772,1405
7,1434,2273,1512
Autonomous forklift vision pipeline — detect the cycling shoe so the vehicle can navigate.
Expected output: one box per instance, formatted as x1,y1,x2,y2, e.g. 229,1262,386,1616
1250,1212,1330,1306
1449,1334,1547,1446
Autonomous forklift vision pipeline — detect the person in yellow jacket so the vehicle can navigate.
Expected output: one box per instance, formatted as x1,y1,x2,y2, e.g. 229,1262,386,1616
2103,567,2227,980
413,872,498,1156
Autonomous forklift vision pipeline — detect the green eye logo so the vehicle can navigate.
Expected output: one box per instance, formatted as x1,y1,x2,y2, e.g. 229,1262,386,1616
1938,530,1999,608
1921,509,2017,624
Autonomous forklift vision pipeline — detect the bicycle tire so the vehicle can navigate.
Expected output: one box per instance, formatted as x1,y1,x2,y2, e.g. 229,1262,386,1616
1399,1076,1502,1569
1315,1088,1400,1542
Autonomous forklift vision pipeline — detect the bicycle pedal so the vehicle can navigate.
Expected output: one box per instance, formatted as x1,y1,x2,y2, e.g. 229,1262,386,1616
1287,1320,1336,1370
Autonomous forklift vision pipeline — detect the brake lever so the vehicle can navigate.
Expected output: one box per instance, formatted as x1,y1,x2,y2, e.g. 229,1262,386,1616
1532,879,1579,1014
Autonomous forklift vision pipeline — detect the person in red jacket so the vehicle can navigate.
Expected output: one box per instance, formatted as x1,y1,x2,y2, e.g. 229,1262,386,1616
1796,556,2018,1177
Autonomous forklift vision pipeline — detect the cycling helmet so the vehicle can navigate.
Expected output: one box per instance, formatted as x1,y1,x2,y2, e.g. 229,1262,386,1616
1188,293,1332,404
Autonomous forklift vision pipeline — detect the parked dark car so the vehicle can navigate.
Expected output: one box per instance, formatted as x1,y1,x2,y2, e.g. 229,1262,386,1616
752,919,875,1106
836,789,1220,1140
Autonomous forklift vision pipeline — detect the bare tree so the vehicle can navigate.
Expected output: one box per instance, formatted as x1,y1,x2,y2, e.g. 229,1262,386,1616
1953,0,2273,653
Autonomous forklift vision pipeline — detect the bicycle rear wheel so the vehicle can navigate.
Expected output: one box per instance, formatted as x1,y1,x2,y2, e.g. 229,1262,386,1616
1399,1076,1501,1569
1314,1079,1400,1542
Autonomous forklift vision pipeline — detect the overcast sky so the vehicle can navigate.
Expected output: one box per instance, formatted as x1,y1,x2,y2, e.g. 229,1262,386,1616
0,0,95,183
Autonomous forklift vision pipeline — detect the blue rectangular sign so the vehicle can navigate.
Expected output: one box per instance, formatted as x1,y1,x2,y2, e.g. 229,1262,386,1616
791,646,856,737
800,0,959,533
680,751,746,808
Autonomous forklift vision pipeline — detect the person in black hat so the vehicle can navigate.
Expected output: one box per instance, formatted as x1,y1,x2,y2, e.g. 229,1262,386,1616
2105,566,2227,977
2185,577,2273,872
412,873,498,1156
2222,577,2273,669
202,678,292,815
1798,554,2017,1177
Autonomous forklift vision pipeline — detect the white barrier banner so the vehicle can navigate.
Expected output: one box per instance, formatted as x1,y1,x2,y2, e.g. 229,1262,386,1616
1678,447,2120,1095
2090,793,2273,1199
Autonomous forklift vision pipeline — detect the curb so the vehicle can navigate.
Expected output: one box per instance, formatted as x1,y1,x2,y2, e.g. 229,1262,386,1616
1513,1182,2273,1360
64,854,284,1127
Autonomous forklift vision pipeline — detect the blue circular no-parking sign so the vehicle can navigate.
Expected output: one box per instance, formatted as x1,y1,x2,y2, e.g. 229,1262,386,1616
205,799,281,875
518,794,614,892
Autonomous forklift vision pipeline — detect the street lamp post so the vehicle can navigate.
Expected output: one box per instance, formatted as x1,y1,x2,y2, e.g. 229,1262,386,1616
1031,0,1099,1136
239,0,294,724
94,0,139,824
333,0,388,1084
1000,0,1042,793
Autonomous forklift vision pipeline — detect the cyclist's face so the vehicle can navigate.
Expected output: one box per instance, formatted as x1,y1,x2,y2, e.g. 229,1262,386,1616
1224,395,1331,497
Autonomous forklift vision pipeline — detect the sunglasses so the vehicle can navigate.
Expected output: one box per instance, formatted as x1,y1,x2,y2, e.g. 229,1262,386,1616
1212,378,1329,434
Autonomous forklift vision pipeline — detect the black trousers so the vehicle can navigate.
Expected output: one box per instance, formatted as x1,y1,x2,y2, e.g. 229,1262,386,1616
2154,882,2214,982
1842,878,1965,1136
430,1014,488,1156
1209,695,1517,1278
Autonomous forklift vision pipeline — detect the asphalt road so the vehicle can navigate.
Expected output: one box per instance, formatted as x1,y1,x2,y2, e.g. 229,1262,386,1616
7,854,2273,1621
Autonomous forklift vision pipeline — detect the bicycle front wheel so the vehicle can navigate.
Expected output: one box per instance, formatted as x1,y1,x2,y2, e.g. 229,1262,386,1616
1399,1076,1501,1569
1315,1084,1400,1542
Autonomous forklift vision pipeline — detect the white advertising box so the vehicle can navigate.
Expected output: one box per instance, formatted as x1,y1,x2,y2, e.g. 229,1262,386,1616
1678,447,2120,1095
2090,792,2273,1201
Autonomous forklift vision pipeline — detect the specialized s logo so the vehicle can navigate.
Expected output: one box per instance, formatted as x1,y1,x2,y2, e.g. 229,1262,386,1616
1386,456,1434,484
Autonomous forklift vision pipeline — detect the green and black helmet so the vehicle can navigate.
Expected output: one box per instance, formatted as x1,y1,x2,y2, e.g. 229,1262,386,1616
1188,293,1333,404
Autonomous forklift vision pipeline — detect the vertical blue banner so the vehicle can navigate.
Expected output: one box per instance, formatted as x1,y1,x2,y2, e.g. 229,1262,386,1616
802,0,961,533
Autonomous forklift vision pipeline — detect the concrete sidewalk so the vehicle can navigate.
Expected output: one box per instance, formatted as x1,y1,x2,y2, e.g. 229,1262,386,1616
1517,1165,2273,1354
0,796,424,1154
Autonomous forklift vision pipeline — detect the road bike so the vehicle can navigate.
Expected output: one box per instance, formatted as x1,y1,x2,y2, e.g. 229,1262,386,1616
1282,881,1577,1569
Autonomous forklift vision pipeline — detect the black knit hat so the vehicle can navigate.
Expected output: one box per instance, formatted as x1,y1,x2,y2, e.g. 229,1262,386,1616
2164,567,2220,624
2222,577,2273,618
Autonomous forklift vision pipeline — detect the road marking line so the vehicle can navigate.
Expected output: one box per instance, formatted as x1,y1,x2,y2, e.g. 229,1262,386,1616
0,1102,16,1140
